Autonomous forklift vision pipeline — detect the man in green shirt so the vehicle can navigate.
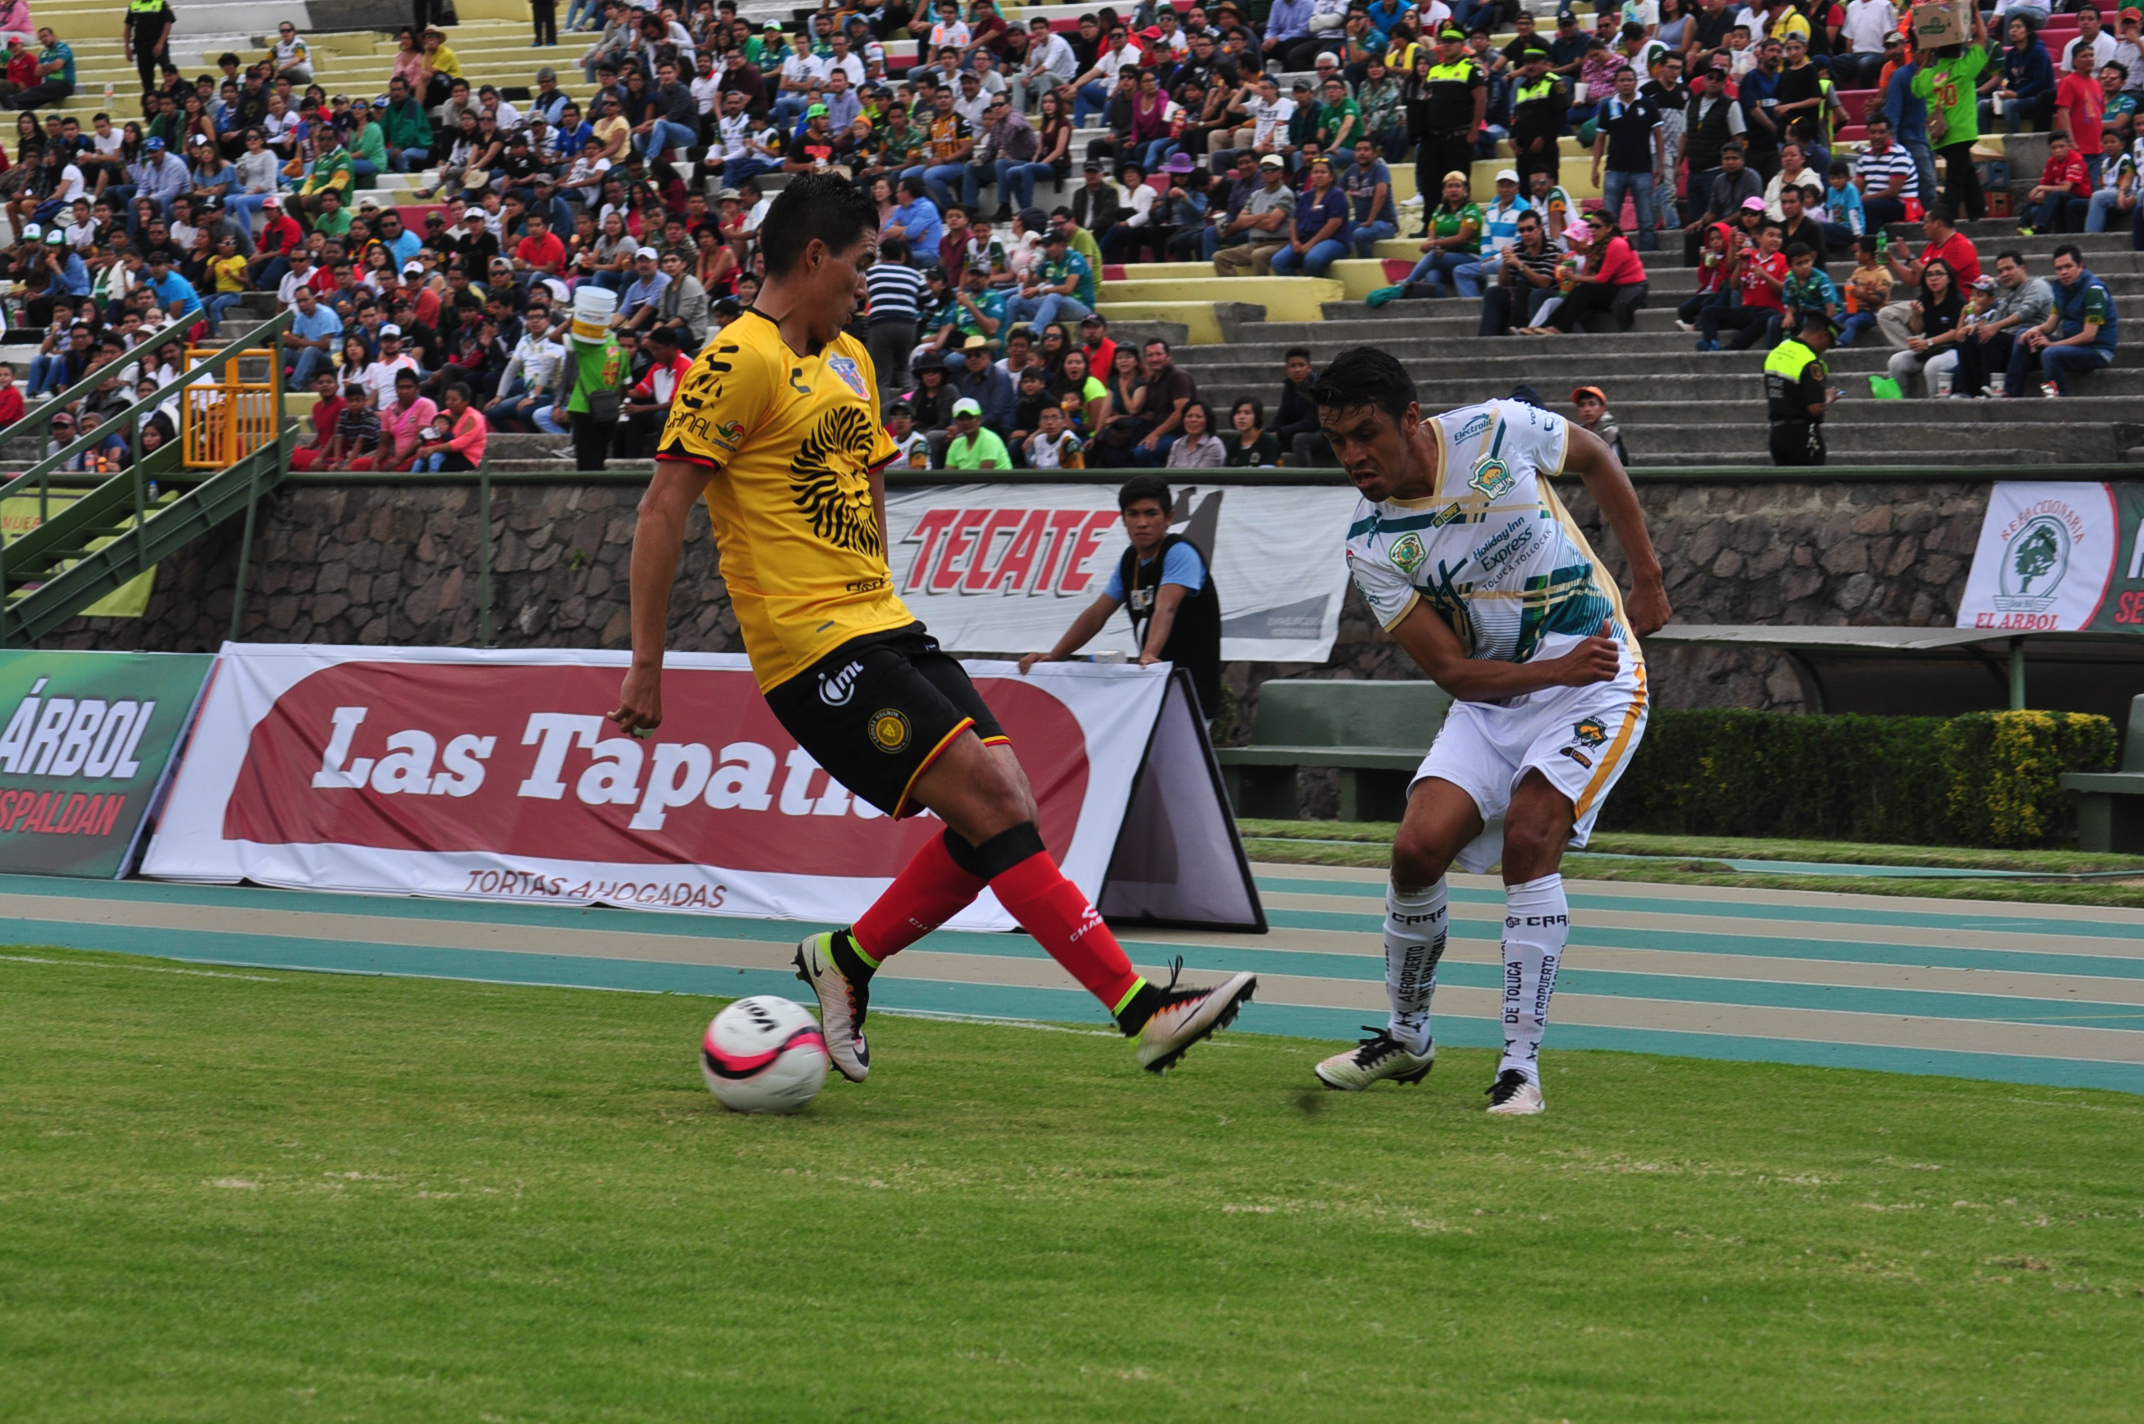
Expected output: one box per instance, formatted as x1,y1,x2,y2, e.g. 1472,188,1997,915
1316,76,1363,150
291,130,355,222
944,397,1010,469
382,78,435,170
1911,9,1992,218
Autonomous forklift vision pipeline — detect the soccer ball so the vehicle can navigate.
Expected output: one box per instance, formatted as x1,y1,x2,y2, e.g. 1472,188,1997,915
700,996,829,1115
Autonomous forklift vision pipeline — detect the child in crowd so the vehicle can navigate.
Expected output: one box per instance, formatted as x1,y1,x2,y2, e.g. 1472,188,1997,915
1676,222,1737,330
2020,133,2091,234
1025,403,1086,470
1568,385,1628,464
1839,234,1892,347
1780,241,1842,337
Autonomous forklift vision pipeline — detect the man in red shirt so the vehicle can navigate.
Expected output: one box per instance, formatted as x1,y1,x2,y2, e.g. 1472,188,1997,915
1697,212,1789,350
2054,44,2108,157
2022,133,2094,233
622,325,695,456
1876,203,1980,345
512,211,567,278
0,360,24,429
287,369,346,471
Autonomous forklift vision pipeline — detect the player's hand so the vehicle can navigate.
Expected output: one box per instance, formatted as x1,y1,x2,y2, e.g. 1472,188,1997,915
1626,583,1672,639
1138,651,1162,668
1555,620,1622,686
1017,651,1051,674
609,665,663,738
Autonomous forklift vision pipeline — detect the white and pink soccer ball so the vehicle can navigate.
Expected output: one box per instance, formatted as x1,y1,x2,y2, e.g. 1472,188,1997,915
699,995,830,1114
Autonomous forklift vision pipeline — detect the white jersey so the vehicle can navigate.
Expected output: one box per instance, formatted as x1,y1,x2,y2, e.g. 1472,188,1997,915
1344,398,1631,670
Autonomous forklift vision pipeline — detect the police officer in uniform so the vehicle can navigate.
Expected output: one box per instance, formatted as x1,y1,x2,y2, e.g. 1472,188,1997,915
1410,27,1487,233
1508,47,1567,185
124,0,177,97
1764,311,1839,466
1020,476,1223,720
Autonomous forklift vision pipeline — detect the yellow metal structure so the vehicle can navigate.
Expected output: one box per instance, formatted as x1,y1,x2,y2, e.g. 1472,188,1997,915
181,348,278,470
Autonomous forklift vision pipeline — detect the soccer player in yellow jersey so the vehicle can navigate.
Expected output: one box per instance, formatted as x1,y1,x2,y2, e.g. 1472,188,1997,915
609,174,1255,1083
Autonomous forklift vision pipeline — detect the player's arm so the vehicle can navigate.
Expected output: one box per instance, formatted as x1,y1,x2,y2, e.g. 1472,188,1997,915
1390,601,1619,701
609,459,705,735
1560,422,1671,636
1021,593,1124,673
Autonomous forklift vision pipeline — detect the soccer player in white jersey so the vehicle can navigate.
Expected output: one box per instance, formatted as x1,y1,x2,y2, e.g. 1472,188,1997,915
1308,349,1672,1115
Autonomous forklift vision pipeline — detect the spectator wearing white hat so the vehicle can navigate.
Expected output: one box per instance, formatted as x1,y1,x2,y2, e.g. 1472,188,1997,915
944,397,1011,470
1451,168,1531,296
616,246,671,331
364,325,423,409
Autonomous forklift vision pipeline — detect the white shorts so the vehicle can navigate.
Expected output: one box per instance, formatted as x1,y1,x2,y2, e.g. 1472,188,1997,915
1409,640,1649,874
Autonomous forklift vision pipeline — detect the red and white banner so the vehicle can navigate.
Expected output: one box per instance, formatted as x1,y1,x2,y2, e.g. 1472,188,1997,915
883,482,1352,664
143,644,1262,932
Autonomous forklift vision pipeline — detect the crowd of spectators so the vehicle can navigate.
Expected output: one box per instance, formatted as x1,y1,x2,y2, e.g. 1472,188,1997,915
2,0,2138,473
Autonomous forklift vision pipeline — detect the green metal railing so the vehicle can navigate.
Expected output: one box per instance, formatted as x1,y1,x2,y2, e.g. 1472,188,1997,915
2,308,295,645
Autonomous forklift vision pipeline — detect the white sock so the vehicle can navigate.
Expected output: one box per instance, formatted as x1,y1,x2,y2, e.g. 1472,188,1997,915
1383,879,1448,1055
1499,874,1569,1081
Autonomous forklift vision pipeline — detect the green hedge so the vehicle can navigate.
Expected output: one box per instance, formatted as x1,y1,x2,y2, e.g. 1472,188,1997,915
1602,709,2118,848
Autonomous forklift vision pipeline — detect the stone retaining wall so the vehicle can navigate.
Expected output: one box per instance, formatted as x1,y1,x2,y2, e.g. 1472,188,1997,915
46,478,1994,729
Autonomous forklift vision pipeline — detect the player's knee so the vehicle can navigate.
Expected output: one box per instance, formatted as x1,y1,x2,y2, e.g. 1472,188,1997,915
1390,824,1454,891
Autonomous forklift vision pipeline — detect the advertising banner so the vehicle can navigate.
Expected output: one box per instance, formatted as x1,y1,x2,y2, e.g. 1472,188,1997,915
0,650,215,878
1956,482,2144,633
143,645,1262,931
1,491,156,617
881,482,1353,664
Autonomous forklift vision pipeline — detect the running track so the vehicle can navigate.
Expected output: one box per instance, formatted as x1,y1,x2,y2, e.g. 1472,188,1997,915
5,865,2143,1094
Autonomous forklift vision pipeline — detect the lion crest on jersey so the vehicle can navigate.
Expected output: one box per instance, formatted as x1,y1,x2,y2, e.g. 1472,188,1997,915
791,405,884,556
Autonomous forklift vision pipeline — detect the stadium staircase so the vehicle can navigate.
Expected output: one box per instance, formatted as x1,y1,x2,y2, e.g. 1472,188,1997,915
0,311,296,642
9,0,2140,468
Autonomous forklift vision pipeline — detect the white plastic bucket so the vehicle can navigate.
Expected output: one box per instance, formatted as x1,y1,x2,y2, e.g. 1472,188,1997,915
571,285,617,343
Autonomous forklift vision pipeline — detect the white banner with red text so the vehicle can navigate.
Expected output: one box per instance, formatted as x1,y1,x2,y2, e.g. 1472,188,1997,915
881,481,1353,664
141,645,1263,932
1957,482,2144,633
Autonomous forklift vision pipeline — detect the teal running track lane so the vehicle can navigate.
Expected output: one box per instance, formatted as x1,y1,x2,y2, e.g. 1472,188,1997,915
3,866,2142,1095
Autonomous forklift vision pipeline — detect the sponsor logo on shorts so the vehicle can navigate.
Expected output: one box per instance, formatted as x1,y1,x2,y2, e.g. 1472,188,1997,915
1570,717,1608,748
818,661,865,707
867,708,912,755
1469,455,1515,499
1389,531,1427,576
1558,746,1593,769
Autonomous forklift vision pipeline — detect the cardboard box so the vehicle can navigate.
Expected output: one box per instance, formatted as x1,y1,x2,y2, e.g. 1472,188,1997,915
1911,1,1968,48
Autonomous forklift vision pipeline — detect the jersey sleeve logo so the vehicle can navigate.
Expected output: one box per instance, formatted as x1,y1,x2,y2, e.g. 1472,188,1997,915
827,354,870,401
1469,456,1514,499
1389,531,1427,575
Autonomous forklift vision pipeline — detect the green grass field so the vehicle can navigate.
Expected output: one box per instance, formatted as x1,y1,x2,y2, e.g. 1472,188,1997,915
7,945,2144,1423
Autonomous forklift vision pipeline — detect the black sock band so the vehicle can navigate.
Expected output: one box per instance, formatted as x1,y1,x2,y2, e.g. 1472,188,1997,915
1115,981,1165,1035
963,822,1047,881
941,826,992,881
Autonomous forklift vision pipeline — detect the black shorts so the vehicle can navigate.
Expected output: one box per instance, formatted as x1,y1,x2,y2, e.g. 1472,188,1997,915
764,625,1007,818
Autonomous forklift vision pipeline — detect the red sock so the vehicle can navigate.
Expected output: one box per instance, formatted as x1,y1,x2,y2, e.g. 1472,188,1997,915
849,831,988,966
989,850,1145,1014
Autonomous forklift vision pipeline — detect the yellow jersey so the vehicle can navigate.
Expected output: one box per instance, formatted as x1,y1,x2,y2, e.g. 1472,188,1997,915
657,308,904,691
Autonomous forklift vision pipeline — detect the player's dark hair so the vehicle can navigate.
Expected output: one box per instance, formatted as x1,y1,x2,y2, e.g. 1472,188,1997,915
1118,475,1170,513
759,173,880,279
1309,347,1417,422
